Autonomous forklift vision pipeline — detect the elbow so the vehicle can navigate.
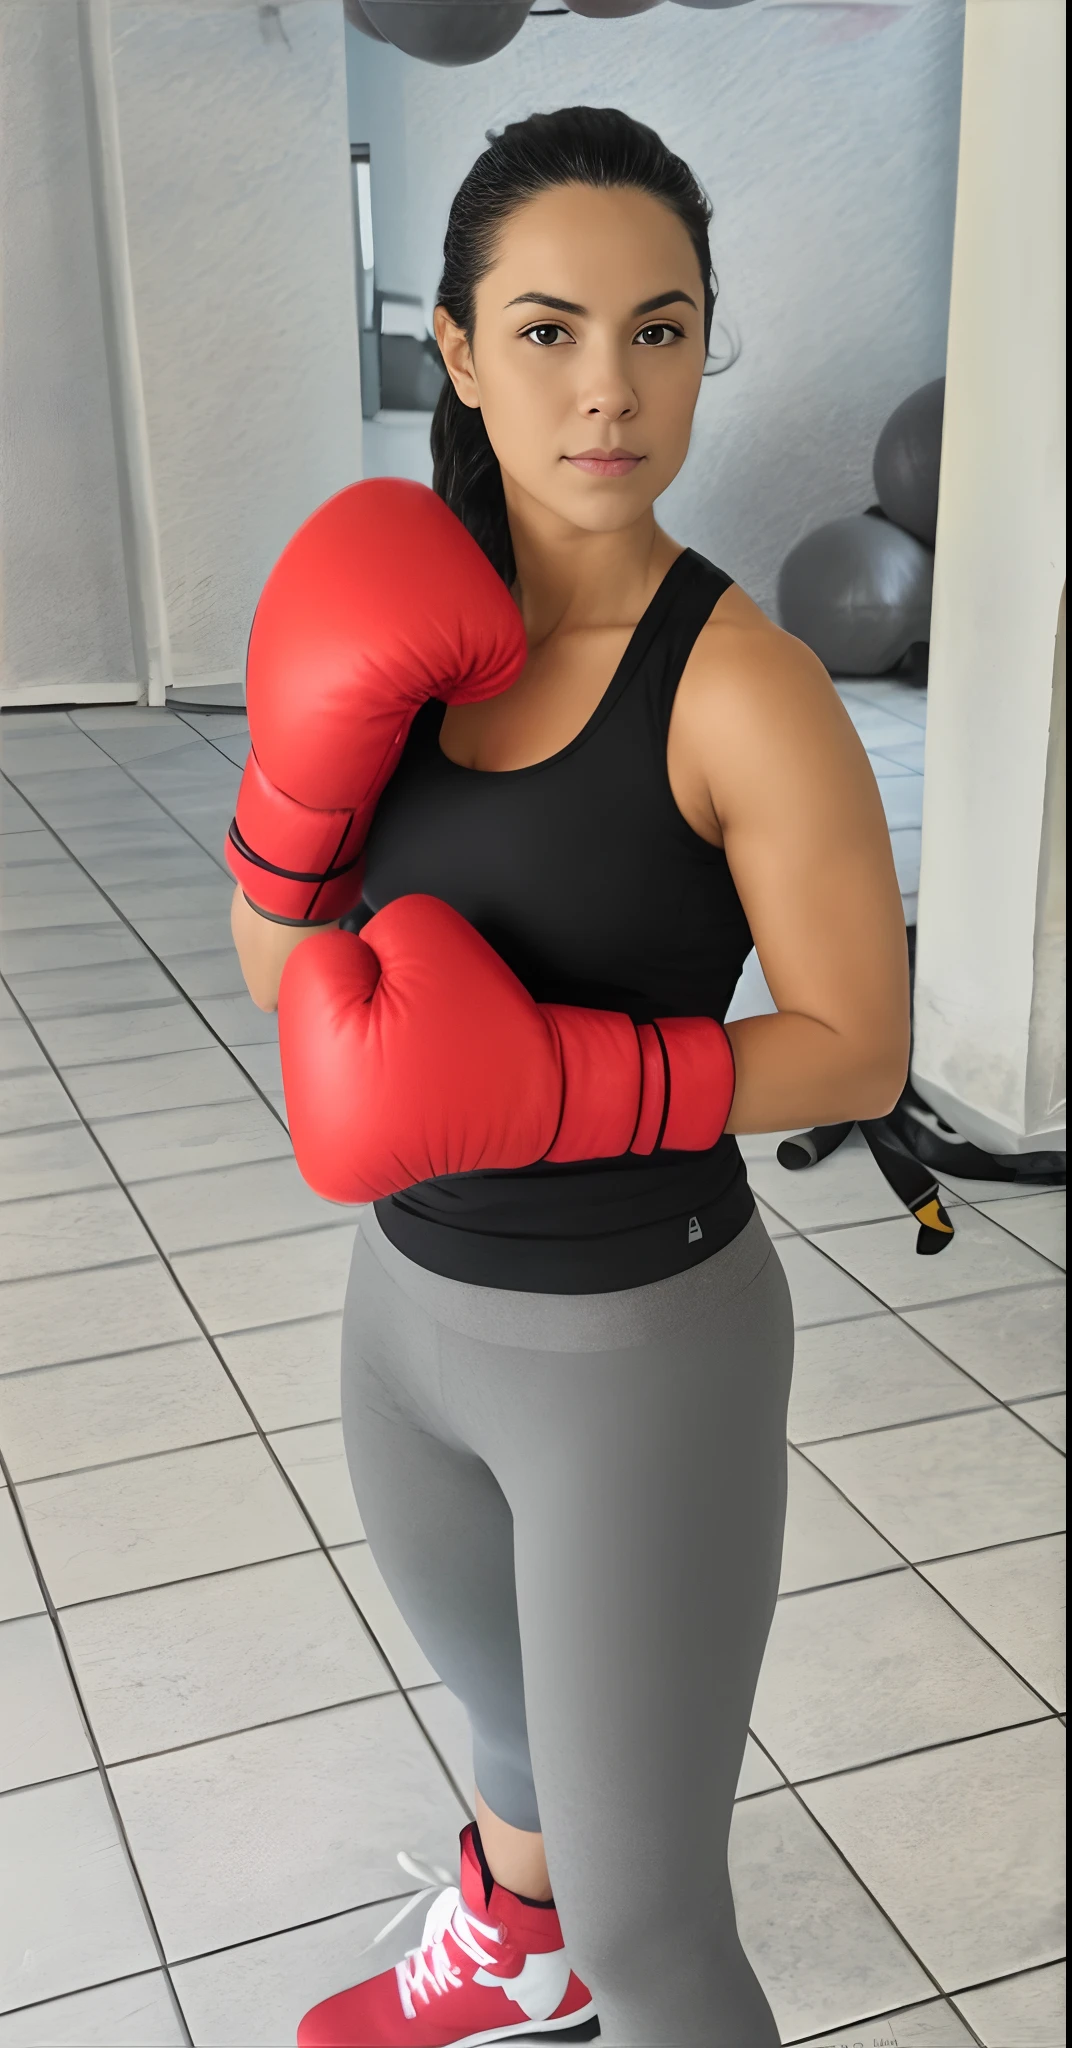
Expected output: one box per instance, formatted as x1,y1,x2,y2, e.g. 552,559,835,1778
858,1056,910,1122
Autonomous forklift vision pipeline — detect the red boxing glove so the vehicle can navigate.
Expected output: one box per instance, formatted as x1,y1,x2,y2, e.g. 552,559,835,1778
278,895,736,1204
225,481,526,924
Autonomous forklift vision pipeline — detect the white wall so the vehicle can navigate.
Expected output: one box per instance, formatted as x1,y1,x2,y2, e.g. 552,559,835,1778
347,0,965,616
1,0,363,707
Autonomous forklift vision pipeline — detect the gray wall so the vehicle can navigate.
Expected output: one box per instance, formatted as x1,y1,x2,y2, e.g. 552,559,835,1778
347,0,965,616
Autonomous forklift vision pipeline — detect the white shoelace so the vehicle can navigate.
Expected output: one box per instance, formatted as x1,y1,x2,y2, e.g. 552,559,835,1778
394,1884,503,2020
371,1852,455,1952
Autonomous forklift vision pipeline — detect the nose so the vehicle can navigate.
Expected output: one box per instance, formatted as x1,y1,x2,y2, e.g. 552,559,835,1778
574,338,639,423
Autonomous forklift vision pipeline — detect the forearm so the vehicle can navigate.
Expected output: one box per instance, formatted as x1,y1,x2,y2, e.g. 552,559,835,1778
723,1009,907,1135
230,884,338,1013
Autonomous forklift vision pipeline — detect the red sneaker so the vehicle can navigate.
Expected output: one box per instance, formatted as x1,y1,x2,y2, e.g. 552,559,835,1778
296,1823,597,2046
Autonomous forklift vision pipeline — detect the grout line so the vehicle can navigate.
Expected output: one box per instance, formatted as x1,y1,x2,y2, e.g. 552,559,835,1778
0,1664,450,1843
157,1882,442,1977
0,1114,87,1143
777,1520,1068,1586
0,1248,165,1284
0,1337,260,1385
998,1404,1066,1456
790,1354,1067,1452
0,994,215,1026
114,1214,349,1253
790,1394,1017,1448
7,1426,261,1488
0,1219,350,1286
74,1683,405,1779
3,1410,353,1490
791,1392,1067,1453
785,1705,1063,1796
790,1179,1064,1229
0,1315,341,1384
56,1041,262,1077
0,1086,271,1141
0,1757,100,1797
47,1542,335,1615
780,1991,966,2048
945,1958,1069,2026
0,1966,176,2032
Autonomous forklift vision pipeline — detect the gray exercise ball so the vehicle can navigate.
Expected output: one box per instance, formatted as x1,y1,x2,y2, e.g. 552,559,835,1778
873,377,945,547
565,0,663,15
670,0,754,10
777,514,934,676
361,0,531,63
344,0,388,38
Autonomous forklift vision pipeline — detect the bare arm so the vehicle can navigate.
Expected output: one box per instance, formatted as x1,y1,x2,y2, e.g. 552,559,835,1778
684,618,911,1135
230,885,339,1013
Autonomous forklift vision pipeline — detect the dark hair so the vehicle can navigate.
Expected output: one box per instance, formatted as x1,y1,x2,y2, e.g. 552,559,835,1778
430,106,719,586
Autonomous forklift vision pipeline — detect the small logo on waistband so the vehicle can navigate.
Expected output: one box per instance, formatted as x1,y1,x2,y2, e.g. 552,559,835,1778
687,1216,703,1244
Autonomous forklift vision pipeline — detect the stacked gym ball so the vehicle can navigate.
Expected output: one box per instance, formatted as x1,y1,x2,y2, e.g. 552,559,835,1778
777,378,946,684
345,0,752,68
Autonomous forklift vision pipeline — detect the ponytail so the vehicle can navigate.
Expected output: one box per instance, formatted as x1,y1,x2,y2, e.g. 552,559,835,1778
431,380,514,586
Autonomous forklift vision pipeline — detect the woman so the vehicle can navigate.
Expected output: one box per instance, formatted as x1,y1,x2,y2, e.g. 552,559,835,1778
232,106,909,2048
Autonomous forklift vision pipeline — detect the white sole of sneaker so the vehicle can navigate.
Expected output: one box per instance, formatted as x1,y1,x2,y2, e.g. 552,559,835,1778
448,2008,599,2048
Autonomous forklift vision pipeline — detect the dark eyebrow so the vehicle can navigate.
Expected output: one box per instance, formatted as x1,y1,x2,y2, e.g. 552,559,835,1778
503,289,699,317
504,293,586,315
633,290,700,317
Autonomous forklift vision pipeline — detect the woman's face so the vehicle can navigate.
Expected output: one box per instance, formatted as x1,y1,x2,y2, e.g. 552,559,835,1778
436,182,708,538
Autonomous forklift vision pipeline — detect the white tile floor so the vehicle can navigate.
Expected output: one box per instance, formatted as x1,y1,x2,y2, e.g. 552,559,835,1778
0,680,1064,2048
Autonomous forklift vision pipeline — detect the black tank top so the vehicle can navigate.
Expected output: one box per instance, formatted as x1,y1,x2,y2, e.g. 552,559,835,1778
357,547,757,1291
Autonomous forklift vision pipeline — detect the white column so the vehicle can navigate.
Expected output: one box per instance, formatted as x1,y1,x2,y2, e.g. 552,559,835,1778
912,0,1066,1155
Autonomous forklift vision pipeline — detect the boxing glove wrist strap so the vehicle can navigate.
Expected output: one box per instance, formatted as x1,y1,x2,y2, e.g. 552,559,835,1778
225,751,368,923
539,1006,736,1164
238,890,341,929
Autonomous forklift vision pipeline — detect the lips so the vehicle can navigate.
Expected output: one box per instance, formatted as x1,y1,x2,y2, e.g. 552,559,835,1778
565,450,644,477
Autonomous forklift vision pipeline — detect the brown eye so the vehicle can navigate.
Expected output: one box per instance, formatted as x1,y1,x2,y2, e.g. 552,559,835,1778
524,324,569,347
636,324,681,347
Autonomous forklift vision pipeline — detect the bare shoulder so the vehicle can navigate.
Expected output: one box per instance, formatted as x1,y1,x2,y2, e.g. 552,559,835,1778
686,580,837,726
675,582,870,835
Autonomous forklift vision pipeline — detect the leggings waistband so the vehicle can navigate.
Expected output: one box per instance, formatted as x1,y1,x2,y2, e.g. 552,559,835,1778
355,1200,774,1355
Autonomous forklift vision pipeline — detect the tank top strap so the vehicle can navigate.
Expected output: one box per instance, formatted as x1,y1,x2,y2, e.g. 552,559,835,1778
633,548,734,744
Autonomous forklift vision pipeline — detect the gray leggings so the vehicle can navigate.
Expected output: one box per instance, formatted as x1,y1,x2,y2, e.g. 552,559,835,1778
340,1203,795,2048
